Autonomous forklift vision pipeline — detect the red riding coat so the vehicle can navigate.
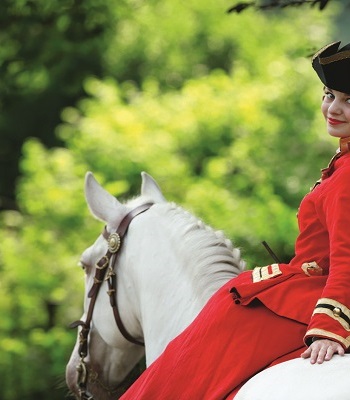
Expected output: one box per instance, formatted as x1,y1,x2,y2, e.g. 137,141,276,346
232,139,350,349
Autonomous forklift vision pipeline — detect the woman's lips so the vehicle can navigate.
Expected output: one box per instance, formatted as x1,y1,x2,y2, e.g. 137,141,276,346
328,117,345,125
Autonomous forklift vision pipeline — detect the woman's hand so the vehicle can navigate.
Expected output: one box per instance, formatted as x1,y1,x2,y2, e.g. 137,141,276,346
301,339,345,364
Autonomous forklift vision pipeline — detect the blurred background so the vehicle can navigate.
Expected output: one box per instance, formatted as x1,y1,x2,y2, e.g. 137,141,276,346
0,0,349,398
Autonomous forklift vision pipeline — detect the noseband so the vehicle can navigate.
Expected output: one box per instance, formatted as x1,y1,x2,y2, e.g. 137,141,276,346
70,202,154,400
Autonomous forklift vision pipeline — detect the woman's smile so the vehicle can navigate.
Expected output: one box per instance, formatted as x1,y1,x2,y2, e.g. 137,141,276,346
328,117,346,125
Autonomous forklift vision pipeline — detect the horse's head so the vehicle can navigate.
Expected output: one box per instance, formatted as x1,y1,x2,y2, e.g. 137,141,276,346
66,171,244,399
66,171,166,399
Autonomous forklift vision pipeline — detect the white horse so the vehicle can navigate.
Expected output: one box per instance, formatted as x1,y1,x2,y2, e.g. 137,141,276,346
66,172,350,400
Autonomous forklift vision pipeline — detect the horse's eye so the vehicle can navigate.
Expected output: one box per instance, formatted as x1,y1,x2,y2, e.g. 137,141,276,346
78,260,87,271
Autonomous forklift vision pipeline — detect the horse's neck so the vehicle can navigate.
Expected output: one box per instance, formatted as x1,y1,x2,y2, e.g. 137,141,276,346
124,204,241,365
126,235,202,364
139,260,234,365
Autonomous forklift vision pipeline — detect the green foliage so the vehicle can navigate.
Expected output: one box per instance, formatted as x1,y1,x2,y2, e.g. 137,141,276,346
0,0,343,398
56,24,335,264
0,0,119,209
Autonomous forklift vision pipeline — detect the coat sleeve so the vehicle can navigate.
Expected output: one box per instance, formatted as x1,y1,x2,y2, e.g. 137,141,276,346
304,166,350,349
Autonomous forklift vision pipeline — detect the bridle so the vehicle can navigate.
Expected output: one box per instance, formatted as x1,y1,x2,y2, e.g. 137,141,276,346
70,202,154,400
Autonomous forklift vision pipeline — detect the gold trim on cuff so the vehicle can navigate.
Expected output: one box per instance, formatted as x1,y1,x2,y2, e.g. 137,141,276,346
305,328,350,349
313,298,350,331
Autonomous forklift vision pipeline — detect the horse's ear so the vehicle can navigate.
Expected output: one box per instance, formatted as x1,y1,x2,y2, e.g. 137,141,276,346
141,172,166,203
85,172,123,222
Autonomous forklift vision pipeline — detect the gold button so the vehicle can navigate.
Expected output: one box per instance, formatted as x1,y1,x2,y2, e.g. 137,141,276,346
333,307,342,317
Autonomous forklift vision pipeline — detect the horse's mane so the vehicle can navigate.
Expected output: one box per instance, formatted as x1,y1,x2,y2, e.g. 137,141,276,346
127,197,245,297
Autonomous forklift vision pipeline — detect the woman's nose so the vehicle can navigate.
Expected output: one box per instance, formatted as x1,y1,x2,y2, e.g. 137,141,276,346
328,99,342,114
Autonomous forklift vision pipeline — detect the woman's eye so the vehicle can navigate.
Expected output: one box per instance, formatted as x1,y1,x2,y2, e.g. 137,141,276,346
324,91,334,99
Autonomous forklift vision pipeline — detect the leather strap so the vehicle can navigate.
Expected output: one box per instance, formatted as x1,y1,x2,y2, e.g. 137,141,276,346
69,203,153,359
102,202,154,240
102,202,154,346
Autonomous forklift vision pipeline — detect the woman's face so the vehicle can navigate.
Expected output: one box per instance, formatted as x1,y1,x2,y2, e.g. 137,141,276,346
321,87,350,138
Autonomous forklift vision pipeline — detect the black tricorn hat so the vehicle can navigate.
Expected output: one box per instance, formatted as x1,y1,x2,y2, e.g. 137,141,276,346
312,41,350,94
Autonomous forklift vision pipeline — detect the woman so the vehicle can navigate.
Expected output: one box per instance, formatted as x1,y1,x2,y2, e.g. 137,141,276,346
120,41,350,400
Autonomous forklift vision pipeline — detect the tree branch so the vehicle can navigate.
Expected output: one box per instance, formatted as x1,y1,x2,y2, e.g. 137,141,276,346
227,0,333,14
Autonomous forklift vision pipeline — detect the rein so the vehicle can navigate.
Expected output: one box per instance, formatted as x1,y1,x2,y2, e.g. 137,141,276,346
70,202,154,400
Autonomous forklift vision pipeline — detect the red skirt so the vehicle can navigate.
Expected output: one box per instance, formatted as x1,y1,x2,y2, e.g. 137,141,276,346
120,276,311,400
